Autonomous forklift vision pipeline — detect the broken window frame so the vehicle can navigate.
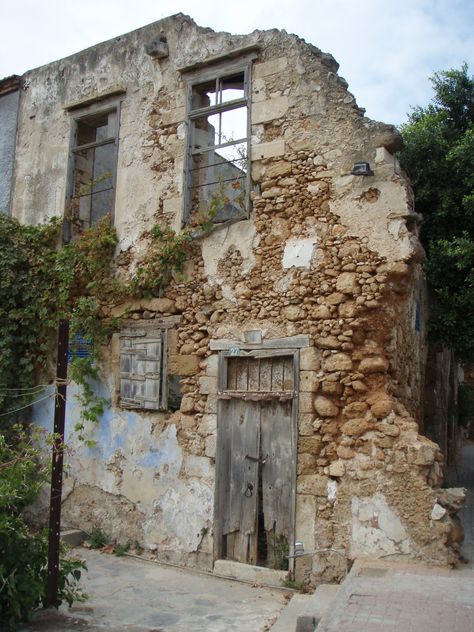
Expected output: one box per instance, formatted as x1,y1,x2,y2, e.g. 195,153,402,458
182,59,253,227
119,325,168,411
64,100,121,240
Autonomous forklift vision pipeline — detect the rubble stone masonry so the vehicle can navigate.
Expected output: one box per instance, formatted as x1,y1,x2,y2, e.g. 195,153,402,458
11,14,464,584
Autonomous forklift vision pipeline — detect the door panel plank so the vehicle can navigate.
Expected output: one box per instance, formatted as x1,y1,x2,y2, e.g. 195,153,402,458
261,398,293,539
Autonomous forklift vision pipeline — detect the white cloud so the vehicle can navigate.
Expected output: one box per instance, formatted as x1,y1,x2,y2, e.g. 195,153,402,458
1,0,472,124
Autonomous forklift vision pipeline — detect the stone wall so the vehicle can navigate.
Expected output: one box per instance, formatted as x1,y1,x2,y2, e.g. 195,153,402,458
15,14,463,583
0,77,20,214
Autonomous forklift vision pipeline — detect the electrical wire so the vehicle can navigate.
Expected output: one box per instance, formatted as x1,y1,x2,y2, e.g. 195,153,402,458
0,383,53,393
0,392,56,418
0,385,53,398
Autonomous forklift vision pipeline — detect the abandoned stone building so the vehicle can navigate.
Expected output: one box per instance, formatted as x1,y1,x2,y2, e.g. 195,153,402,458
0,14,465,584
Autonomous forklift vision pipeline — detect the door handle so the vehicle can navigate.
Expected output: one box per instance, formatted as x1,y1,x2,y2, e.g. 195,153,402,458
245,453,268,465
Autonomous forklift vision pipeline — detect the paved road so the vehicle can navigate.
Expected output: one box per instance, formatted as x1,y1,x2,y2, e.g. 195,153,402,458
21,549,288,632
315,560,474,632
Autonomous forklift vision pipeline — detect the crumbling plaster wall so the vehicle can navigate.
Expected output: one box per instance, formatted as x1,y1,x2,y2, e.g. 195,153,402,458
16,14,462,580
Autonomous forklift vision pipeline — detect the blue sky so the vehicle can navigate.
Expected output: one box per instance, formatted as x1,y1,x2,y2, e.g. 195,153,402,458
1,0,472,125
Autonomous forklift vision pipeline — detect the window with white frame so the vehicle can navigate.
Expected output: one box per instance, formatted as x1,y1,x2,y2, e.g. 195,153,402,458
119,327,167,411
184,65,251,225
66,105,119,237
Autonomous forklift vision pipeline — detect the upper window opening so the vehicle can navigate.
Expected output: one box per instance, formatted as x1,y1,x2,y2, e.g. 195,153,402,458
66,106,119,238
185,68,250,226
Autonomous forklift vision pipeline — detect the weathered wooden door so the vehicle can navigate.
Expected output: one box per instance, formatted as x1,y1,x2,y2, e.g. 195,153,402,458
215,352,297,569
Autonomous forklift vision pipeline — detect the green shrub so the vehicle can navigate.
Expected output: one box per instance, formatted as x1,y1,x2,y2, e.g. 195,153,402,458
0,427,86,631
86,527,109,549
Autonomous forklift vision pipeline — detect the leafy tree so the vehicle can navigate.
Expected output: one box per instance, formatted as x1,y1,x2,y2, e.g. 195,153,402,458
399,64,474,360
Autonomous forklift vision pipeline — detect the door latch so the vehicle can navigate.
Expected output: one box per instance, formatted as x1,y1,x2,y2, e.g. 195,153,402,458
245,453,268,465
244,482,254,497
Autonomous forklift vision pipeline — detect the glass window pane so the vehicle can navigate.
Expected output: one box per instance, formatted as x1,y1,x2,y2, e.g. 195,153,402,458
75,110,115,146
189,146,247,223
90,189,114,224
219,73,244,104
192,106,247,151
192,79,217,109
73,148,93,197
92,143,115,192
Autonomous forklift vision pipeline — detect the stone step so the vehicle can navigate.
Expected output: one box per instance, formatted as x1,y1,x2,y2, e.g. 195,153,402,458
295,584,340,632
213,560,287,586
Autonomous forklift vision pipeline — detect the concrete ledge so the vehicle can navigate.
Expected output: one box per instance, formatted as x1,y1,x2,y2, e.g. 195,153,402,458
296,584,340,632
214,560,287,586
61,529,86,547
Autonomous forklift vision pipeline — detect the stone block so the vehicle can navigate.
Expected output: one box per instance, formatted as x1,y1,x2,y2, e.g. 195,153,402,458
328,460,345,477
370,398,394,419
199,376,217,395
299,392,315,413
198,414,216,436
162,106,185,126
300,371,320,392
316,335,341,350
168,354,199,376
297,474,329,496
265,160,292,178
359,356,389,374
298,436,322,455
180,395,196,413
300,346,321,371
322,353,352,372
321,381,343,395
298,414,315,435
204,354,219,377
431,503,447,520
314,396,339,417
298,453,317,475
252,96,289,124
253,56,288,78
313,305,331,319
343,401,369,417
204,394,217,414
341,418,374,437
205,434,216,458
377,421,400,437
281,305,302,321
336,272,359,295
251,139,285,160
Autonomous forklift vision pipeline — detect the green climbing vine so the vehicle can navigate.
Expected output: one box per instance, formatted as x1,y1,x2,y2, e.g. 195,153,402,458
0,201,220,434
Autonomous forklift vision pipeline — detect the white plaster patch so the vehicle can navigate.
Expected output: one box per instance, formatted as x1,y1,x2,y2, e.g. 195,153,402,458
282,237,317,269
330,180,414,264
351,493,411,558
201,220,258,286
144,478,213,552
327,479,337,500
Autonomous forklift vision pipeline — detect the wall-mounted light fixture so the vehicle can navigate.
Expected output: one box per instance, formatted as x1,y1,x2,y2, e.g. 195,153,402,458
351,161,374,176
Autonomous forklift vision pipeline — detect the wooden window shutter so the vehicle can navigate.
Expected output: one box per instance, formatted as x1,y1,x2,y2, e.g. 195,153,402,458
119,328,167,410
